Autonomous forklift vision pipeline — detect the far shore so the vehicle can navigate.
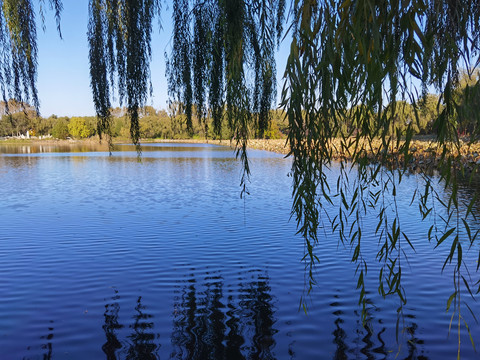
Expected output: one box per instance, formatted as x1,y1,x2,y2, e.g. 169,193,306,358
150,138,290,155
4,136,480,173
0,136,290,154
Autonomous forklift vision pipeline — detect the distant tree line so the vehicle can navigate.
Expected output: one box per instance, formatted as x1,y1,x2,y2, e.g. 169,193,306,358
1,71,478,141
0,102,287,140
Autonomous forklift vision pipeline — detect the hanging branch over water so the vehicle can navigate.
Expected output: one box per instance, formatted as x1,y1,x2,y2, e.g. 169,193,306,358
87,0,160,151
166,0,285,195
2,0,480,353
0,0,62,113
167,0,284,137
283,0,480,343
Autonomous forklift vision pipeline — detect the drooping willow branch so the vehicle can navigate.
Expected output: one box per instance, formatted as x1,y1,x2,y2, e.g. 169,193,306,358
166,0,285,193
2,0,480,352
283,0,480,345
88,0,160,151
0,0,62,113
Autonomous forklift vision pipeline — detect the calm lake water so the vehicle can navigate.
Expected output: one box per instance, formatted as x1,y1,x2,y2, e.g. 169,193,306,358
0,142,479,359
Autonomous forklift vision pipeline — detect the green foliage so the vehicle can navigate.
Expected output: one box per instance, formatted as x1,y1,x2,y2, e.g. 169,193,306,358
51,117,69,139
418,93,441,135
0,115,15,136
166,0,285,194
88,0,161,151
270,109,288,135
263,120,284,139
140,111,173,139
1,0,38,109
0,0,61,110
454,70,480,137
68,116,95,139
0,99,38,136
2,2,480,355
35,115,56,135
279,0,480,348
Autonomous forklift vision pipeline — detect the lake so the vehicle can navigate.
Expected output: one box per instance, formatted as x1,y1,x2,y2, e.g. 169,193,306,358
0,142,479,359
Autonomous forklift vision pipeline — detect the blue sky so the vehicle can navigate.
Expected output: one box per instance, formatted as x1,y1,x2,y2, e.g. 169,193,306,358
37,1,170,117
35,1,290,117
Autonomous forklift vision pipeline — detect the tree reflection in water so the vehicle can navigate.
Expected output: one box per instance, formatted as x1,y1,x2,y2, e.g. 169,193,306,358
331,296,348,359
97,271,431,359
170,269,276,360
102,290,159,359
102,289,123,359
22,322,55,360
403,322,428,360
41,321,54,360
332,295,428,360
100,269,276,360
126,296,159,359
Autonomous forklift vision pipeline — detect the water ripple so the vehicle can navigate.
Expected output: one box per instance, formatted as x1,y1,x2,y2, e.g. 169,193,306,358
0,144,478,359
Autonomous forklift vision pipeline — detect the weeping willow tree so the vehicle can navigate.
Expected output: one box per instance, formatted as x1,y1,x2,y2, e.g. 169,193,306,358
169,1,480,354
282,0,480,354
87,0,160,151
166,0,285,195
0,0,61,112
2,0,480,355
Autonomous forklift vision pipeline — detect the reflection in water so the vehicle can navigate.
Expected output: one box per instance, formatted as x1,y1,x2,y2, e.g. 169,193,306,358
329,295,428,360
99,271,277,360
403,322,428,360
40,322,54,360
170,269,276,360
356,302,377,360
103,289,124,359
0,142,227,155
0,143,111,154
4,141,476,359
43,323,54,359
23,322,54,360
102,292,159,360
331,296,349,360
19,282,431,360
241,273,276,359
126,296,159,359
372,328,387,358
170,277,228,359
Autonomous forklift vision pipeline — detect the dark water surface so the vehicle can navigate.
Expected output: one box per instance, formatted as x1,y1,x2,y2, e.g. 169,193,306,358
0,142,479,359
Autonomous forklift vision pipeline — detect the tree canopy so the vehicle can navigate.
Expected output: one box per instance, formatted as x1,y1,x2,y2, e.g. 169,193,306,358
2,0,480,354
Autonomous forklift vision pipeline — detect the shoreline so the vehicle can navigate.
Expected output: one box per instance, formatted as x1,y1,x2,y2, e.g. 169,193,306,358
4,136,480,173
0,137,290,154
150,138,480,174
150,138,290,155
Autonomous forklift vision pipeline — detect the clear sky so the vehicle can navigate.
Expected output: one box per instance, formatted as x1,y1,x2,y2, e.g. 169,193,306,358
37,1,174,117
35,1,290,118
